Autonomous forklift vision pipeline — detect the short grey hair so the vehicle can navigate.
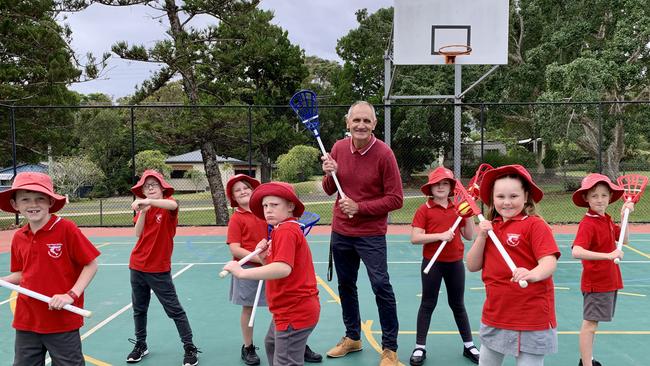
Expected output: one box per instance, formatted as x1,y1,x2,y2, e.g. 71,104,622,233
345,101,377,121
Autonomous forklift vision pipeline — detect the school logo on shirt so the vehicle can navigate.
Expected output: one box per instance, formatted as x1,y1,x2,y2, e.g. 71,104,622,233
155,213,163,223
506,233,521,247
46,243,63,258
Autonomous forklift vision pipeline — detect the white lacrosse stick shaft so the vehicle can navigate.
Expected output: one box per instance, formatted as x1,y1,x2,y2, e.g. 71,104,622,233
219,248,263,278
423,216,463,274
477,214,528,288
0,279,92,318
314,133,346,199
614,199,631,265
248,280,264,327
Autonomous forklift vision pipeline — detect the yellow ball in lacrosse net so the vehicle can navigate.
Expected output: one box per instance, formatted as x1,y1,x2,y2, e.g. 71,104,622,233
457,201,472,216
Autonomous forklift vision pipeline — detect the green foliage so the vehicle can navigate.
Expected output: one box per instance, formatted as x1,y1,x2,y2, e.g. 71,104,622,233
50,155,105,198
184,169,206,192
133,150,170,177
275,145,320,183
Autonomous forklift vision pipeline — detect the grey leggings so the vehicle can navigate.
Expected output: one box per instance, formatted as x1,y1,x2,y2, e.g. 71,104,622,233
479,344,545,366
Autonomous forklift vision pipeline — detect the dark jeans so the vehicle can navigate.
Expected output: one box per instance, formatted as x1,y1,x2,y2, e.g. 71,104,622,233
130,269,194,346
331,231,399,351
416,259,473,345
14,329,83,366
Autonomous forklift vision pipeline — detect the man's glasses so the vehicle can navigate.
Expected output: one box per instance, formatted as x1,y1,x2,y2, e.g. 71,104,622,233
144,183,161,189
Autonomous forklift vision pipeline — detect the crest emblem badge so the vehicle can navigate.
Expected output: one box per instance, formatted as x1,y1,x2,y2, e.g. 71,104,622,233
47,243,63,258
506,233,520,247
155,214,163,223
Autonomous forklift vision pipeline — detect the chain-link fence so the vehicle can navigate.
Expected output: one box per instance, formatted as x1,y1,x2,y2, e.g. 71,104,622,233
0,100,648,226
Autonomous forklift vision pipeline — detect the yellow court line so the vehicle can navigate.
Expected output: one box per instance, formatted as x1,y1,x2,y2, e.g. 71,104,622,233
619,291,647,297
315,275,406,365
623,244,650,260
83,355,112,366
10,290,16,313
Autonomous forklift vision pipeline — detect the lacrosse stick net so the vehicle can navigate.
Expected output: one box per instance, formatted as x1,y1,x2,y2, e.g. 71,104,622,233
613,174,649,264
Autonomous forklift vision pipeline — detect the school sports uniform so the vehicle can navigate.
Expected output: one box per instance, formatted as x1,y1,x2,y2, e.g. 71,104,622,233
227,208,268,306
129,198,195,346
412,199,473,346
11,215,100,365
480,214,560,356
263,218,320,365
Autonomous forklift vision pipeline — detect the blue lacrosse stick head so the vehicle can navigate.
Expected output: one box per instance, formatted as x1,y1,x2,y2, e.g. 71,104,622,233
289,90,321,135
266,211,321,238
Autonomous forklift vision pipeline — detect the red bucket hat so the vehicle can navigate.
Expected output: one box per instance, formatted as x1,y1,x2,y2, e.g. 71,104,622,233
249,182,305,220
131,169,174,199
479,164,544,204
226,174,261,207
572,173,623,207
0,172,66,213
420,167,456,196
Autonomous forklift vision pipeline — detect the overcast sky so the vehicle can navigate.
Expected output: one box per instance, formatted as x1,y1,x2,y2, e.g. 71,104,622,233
63,0,393,100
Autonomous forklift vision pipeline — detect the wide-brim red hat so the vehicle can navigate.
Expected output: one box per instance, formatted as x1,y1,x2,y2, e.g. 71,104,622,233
479,164,544,204
249,182,305,220
0,172,66,213
420,166,456,196
131,169,174,198
572,173,623,207
226,174,261,207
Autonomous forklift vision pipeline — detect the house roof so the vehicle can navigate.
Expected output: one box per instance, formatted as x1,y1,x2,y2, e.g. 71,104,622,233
0,163,48,181
165,150,256,165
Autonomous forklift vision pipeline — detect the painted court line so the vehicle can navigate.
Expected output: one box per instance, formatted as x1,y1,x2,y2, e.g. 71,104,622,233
0,296,16,306
94,260,650,267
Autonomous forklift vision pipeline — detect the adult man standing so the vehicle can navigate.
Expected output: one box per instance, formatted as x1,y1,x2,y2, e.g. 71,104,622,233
321,101,404,366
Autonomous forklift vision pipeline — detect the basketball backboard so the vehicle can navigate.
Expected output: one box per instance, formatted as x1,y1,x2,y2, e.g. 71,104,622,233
393,0,510,65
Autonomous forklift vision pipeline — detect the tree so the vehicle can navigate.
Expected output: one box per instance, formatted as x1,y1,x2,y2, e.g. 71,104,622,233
50,155,105,198
133,150,170,177
275,145,320,183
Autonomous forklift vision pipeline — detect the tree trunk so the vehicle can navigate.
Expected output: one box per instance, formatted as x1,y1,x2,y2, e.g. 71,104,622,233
260,145,272,182
200,140,230,225
575,114,624,179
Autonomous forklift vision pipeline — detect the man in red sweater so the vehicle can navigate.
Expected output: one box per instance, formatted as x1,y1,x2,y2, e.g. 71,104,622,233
321,101,404,366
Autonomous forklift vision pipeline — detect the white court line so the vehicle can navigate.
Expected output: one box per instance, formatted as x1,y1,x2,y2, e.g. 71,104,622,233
0,296,16,306
95,260,650,267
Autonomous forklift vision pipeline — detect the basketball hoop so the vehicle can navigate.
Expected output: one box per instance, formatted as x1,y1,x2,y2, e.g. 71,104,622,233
438,45,472,64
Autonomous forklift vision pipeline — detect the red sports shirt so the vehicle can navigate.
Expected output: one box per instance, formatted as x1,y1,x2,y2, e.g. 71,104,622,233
481,214,560,331
412,199,467,262
226,208,268,266
10,215,100,333
129,198,178,273
265,219,320,331
573,210,623,292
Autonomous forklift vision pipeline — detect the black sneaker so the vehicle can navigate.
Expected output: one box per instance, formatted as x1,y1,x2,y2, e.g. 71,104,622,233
241,344,261,365
126,338,149,363
579,359,602,366
304,345,323,363
183,344,201,366
463,345,479,364
409,348,426,366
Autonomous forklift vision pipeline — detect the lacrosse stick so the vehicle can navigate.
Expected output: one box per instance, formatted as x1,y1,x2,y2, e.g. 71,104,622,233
289,90,352,218
248,212,321,327
0,279,92,318
219,248,264,278
423,180,475,274
466,165,528,288
614,174,648,264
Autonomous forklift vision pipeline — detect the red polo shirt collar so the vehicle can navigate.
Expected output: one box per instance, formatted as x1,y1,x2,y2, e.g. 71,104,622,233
349,134,377,155
19,215,62,236
492,213,529,222
425,198,453,209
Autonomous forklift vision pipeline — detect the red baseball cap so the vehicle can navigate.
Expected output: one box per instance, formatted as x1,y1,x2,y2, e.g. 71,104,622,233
249,182,305,220
131,169,174,198
226,174,261,207
0,172,66,213
420,167,456,196
479,164,543,203
572,173,623,207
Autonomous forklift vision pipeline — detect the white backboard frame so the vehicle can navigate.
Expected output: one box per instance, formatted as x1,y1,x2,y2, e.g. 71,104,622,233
394,0,510,65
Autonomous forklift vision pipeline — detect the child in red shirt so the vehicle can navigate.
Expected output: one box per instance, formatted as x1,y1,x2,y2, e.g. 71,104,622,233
571,173,632,366
466,165,560,366
126,170,199,366
409,167,478,365
224,182,320,366
0,172,99,366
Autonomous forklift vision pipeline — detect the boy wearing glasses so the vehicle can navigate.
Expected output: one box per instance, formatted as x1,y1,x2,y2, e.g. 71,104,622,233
126,170,200,366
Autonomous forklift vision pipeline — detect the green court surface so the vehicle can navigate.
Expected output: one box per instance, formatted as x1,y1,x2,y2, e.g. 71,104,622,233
1,233,650,365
